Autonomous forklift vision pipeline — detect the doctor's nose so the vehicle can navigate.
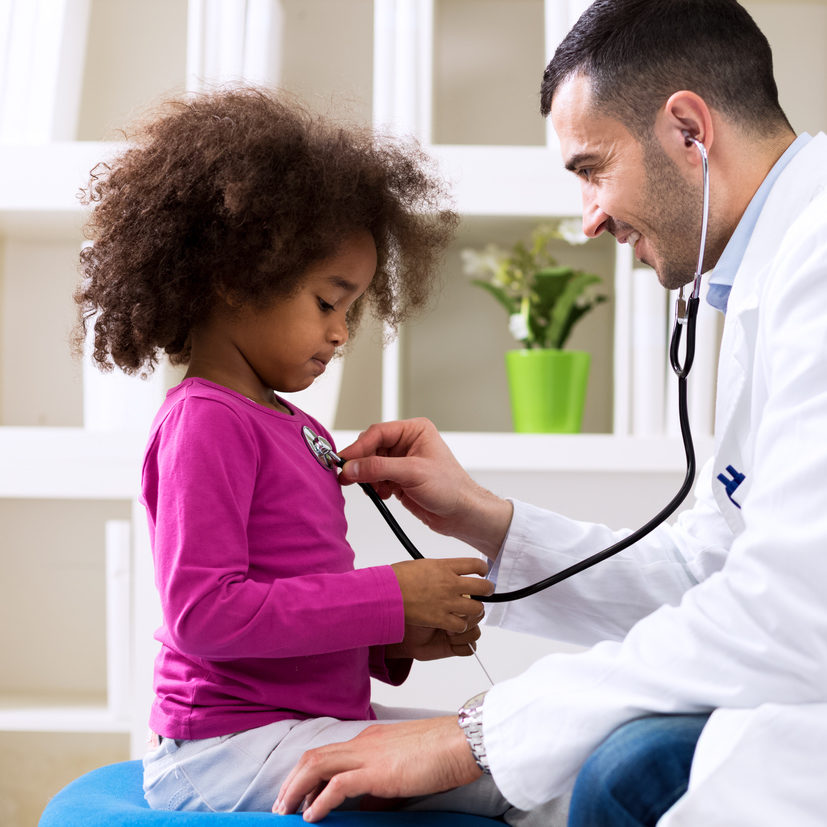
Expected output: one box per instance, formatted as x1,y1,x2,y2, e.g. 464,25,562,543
581,196,610,239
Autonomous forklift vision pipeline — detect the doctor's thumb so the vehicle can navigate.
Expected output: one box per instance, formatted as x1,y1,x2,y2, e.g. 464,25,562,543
339,460,362,483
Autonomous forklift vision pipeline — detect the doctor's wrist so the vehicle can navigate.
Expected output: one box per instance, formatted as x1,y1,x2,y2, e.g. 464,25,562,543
454,486,513,561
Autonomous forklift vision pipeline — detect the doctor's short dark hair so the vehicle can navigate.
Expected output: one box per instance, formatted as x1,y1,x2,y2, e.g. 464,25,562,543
75,87,457,375
540,0,793,138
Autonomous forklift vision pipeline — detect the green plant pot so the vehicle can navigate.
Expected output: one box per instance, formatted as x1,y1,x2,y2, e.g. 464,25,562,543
505,349,590,433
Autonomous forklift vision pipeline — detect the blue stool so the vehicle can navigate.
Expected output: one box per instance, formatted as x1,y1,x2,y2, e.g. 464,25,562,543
39,760,502,825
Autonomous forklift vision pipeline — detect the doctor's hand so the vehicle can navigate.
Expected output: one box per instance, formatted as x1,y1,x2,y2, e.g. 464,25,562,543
339,418,513,560
386,621,483,662
391,557,492,632
275,716,481,821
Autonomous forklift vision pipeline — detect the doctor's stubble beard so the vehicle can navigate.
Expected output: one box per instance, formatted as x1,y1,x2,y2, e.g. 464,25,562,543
639,137,719,291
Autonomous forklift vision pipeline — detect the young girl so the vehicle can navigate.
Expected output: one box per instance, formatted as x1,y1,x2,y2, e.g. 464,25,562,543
74,88,503,816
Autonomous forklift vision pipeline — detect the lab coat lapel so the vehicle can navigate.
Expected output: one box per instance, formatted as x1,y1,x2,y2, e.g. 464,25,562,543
711,281,755,531
711,134,827,530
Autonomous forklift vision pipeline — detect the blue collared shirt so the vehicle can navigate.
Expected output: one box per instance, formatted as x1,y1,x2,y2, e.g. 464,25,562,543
706,133,812,314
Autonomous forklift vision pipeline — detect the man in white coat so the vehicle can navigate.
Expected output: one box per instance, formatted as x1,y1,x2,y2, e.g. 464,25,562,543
277,0,827,824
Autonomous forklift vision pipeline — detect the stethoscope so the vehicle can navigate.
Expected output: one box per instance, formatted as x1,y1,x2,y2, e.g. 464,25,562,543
303,131,709,605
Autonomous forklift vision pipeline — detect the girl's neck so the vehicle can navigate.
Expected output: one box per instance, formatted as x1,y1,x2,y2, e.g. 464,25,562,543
184,363,291,414
184,304,294,413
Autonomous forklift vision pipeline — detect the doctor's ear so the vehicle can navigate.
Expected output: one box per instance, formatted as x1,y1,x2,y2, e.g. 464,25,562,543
659,90,714,158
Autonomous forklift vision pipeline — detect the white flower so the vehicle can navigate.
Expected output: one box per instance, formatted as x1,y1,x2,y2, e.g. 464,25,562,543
508,313,530,342
460,244,506,278
557,218,589,245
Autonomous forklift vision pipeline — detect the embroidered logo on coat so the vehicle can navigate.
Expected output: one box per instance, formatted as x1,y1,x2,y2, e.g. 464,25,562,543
717,465,745,508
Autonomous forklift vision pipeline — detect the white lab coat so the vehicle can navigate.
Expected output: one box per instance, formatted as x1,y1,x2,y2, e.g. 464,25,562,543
483,132,827,824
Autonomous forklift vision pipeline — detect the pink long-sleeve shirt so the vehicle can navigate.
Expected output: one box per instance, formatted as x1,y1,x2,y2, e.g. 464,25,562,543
140,378,406,740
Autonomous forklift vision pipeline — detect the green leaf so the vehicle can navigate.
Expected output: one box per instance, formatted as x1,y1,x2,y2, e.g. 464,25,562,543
546,272,606,348
471,279,517,316
528,267,575,344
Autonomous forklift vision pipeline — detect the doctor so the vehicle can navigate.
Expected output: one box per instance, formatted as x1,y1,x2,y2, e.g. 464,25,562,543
278,0,827,824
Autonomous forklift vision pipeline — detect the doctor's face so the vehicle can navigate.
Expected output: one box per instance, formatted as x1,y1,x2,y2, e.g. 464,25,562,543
551,74,703,290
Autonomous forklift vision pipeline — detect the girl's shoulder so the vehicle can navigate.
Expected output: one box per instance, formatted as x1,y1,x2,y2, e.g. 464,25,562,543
149,377,324,444
157,376,248,423
145,378,262,458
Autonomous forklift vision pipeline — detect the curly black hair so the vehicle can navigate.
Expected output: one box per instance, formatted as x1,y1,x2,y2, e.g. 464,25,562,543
75,87,457,375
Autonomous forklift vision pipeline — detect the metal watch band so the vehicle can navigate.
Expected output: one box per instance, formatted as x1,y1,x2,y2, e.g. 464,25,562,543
458,691,490,774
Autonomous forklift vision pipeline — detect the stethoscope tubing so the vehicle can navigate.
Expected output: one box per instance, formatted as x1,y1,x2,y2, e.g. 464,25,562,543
308,134,710,604
340,298,698,603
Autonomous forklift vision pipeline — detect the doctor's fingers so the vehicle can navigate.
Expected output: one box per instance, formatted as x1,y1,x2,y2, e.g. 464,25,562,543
339,453,432,492
276,734,390,819
340,417,444,464
275,759,359,820
277,717,472,821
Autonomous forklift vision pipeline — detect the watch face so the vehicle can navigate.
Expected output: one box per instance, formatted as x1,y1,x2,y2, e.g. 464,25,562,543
462,691,488,712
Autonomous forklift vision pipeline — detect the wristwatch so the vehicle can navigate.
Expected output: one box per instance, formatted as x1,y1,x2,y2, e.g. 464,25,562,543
457,691,490,774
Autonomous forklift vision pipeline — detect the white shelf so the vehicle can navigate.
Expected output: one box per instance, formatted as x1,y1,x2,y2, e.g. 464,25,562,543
0,426,714,502
0,142,582,233
333,430,713,473
0,427,145,499
0,141,116,236
0,693,130,734
444,432,715,473
429,144,580,217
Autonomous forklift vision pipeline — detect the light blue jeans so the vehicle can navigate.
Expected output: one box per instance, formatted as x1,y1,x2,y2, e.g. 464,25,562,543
143,704,510,817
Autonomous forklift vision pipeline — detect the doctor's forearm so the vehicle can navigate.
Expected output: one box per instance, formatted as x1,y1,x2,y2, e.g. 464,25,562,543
451,483,513,561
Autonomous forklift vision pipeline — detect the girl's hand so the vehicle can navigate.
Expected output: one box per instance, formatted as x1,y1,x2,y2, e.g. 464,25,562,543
386,623,482,662
390,557,492,632
339,418,513,560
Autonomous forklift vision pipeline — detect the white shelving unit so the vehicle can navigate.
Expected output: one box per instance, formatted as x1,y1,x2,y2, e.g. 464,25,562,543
1,0,823,821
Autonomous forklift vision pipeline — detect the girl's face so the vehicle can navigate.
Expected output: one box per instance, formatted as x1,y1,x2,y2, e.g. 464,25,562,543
193,230,377,408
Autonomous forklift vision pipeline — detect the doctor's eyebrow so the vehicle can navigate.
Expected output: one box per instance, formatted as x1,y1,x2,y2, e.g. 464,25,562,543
564,152,599,173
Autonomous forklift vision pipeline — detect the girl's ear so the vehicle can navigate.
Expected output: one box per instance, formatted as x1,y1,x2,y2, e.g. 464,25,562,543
215,283,243,309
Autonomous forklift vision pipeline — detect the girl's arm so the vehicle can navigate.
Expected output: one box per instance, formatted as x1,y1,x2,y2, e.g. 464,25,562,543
144,399,404,660
144,399,490,661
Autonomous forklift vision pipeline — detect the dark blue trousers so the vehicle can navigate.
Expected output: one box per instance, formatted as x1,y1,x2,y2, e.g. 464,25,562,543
567,714,710,827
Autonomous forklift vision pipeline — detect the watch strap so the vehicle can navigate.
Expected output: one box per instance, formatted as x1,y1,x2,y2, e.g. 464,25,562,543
458,691,490,774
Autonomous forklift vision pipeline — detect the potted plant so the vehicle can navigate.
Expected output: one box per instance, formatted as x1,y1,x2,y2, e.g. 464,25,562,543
461,221,607,433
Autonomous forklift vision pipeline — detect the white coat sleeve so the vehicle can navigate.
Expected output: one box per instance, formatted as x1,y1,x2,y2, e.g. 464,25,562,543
485,458,734,646
482,202,827,810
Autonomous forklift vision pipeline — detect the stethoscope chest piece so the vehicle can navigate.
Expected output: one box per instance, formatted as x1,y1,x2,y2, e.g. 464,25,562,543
302,425,340,470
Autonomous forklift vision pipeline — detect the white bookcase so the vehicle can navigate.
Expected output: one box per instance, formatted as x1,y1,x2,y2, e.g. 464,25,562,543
1,0,824,822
